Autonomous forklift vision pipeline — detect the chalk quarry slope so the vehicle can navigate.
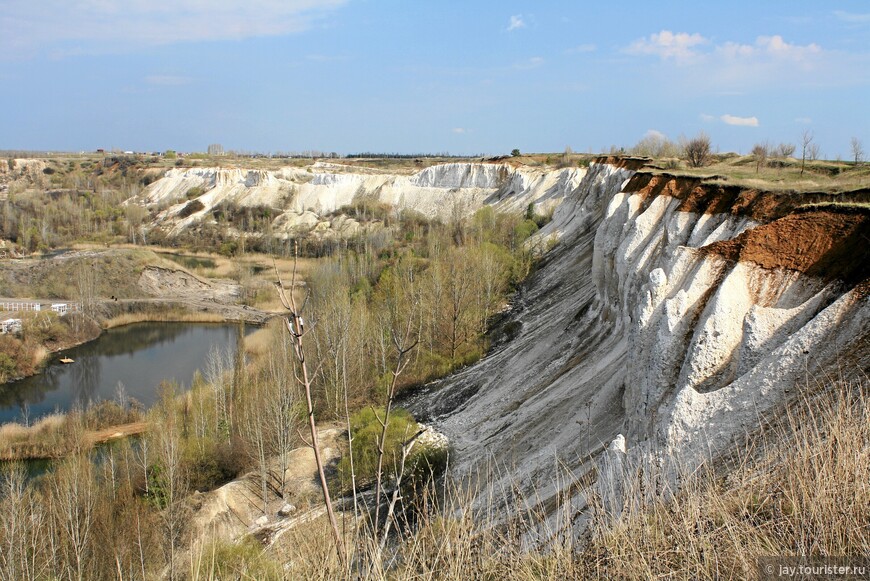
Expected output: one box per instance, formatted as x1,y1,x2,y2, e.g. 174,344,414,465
132,162,584,238
404,160,870,520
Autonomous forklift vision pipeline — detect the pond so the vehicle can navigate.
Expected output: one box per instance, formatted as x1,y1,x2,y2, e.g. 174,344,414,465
0,322,250,424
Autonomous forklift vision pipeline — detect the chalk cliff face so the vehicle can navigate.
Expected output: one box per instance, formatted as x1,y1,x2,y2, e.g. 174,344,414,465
140,157,870,525
405,160,869,519
132,162,585,237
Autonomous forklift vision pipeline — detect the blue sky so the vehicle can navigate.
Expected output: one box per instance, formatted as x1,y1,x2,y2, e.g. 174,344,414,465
1,1,868,157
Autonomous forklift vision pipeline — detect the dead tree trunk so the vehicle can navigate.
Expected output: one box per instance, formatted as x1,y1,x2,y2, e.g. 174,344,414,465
275,244,346,567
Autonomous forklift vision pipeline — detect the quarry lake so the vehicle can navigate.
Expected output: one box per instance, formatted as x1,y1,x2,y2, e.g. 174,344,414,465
0,322,249,424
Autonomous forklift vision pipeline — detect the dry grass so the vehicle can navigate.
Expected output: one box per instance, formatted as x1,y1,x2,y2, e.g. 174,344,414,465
242,322,279,359
583,378,869,580
222,377,869,580
0,413,72,460
0,413,65,442
103,311,226,328
652,155,870,194
0,399,146,460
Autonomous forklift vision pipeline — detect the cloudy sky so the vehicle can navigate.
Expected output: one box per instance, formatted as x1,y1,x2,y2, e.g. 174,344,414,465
1,1,868,157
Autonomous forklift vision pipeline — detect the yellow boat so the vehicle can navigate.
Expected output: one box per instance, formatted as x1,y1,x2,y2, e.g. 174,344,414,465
59,358,74,364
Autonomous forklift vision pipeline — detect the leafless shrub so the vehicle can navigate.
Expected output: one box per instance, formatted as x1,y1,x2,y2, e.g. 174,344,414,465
684,132,712,167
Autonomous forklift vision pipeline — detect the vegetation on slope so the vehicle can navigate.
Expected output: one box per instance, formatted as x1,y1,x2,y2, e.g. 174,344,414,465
239,378,867,580
0,200,546,579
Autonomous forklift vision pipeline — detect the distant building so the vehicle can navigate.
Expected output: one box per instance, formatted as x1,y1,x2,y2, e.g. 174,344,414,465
0,318,22,334
208,143,225,156
50,303,69,315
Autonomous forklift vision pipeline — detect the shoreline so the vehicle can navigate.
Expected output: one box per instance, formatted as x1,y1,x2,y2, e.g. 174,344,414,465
0,303,275,461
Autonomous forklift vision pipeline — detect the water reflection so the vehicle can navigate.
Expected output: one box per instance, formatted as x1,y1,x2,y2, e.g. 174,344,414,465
0,322,247,424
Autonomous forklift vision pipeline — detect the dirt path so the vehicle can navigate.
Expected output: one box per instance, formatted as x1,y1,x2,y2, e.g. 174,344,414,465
85,421,148,446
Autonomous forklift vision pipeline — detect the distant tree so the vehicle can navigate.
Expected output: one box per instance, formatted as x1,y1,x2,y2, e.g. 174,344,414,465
800,130,814,175
751,142,769,173
851,137,864,165
631,131,680,158
777,143,796,158
511,148,521,157
684,132,712,168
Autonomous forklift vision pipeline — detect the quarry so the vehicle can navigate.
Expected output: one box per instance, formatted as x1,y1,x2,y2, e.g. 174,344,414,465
1,152,868,578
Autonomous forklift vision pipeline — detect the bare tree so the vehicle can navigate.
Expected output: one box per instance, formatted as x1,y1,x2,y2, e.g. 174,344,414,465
0,463,49,580
851,137,864,165
751,142,769,173
275,244,346,566
152,384,189,581
371,316,418,548
49,454,97,581
800,130,814,175
777,142,796,158
684,132,712,168
263,330,299,501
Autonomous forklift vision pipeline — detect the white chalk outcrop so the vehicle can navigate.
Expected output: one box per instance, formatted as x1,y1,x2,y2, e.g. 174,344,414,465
130,162,585,238
405,160,869,525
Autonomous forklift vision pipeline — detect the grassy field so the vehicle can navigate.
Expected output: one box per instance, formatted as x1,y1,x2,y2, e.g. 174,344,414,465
645,154,870,194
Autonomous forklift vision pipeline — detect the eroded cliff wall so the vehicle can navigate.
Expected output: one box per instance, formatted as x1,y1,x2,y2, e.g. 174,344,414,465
405,160,869,521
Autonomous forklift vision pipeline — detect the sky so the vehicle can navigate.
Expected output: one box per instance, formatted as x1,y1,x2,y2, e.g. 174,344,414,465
1,1,868,157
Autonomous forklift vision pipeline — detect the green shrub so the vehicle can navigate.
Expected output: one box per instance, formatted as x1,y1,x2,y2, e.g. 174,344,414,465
183,436,244,492
195,537,283,580
177,199,205,218
185,186,204,200
337,406,418,492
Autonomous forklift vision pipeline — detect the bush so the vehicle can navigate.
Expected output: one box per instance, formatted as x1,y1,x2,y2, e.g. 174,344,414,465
183,437,244,492
195,537,283,580
684,132,712,167
177,199,204,218
336,406,419,492
185,186,204,200
0,334,36,381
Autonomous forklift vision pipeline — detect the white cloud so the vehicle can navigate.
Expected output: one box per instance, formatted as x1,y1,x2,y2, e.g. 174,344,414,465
699,113,716,122
721,114,759,127
643,129,667,140
625,30,708,62
507,15,526,32
834,10,870,23
717,35,821,61
795,117,813,124
0,0,347,56
452,128,467,134
625,31,857,92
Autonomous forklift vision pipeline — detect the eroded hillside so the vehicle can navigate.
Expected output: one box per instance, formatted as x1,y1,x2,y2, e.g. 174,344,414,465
403,159,869,527
128,161,584,240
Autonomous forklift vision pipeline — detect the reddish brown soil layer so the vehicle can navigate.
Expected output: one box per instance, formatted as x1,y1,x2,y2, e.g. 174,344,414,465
593,156,649,171
703,209,870,285
625,172,869,222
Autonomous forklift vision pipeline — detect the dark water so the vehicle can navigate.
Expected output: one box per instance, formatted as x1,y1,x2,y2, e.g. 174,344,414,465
162,253,217,270
0,322,247,424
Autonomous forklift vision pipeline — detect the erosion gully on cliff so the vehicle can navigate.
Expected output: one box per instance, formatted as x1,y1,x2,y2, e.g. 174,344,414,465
399,158,869,530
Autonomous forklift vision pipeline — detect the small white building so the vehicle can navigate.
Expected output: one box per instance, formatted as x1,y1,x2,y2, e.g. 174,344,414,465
50,303,69,315
0,318,22,334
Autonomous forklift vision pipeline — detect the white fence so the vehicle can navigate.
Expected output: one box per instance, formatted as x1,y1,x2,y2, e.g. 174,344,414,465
0,301,82,315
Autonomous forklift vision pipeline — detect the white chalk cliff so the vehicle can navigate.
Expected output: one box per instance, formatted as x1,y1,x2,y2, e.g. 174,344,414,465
132,162,584,237
405,160,869,523
139,157,869,528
